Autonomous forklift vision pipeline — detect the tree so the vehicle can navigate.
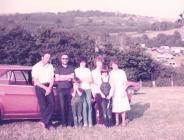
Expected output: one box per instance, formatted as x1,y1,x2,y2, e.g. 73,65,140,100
0,26,37,65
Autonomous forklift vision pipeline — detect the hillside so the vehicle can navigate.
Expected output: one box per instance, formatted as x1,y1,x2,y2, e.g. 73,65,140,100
0,11,178,34
0,11,183,51
127,26,184,40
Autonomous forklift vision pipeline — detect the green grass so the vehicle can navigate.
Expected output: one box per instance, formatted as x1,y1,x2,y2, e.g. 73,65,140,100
1,87,184,140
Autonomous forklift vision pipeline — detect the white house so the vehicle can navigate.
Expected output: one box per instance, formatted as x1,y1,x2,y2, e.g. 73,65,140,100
157,53,173,60
160,46,170,50
170,47,184,54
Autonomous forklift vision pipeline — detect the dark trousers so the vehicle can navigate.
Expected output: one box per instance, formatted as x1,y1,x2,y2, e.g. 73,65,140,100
101,98,113,127
71,97,83,126
35,86,55,126
94,93,103,124
58,88,73,126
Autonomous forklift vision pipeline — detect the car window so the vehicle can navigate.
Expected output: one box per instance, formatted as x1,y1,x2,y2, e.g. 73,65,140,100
0,70,11,84
0,71,10,80
9,70,33,85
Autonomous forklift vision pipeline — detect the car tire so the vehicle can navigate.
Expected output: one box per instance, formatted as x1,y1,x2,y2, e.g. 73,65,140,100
126,86,135,103
126,86,135,95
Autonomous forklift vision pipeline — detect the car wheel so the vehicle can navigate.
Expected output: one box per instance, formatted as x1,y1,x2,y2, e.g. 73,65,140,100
126,87,135,104
126,86,135,95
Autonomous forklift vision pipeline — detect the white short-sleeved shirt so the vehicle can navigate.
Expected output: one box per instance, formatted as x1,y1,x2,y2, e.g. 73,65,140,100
75,67,92,89
32,61,54,84
91,69,102,94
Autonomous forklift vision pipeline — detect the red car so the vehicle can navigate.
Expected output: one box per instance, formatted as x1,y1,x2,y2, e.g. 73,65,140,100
126,81,140,103
0,65,140,120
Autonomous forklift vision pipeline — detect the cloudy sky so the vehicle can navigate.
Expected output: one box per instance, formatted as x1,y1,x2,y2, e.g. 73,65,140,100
1,0,183,19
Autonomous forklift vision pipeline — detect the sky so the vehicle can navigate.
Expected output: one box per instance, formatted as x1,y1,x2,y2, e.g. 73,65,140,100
0,0,184,19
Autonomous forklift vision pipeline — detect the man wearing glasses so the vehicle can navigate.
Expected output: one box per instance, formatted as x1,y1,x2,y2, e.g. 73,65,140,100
55,53,75,127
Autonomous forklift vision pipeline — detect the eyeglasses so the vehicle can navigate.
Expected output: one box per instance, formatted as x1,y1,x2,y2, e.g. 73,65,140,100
61,58,69,60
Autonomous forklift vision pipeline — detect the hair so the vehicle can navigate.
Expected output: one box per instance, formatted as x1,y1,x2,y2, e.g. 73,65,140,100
40,50,51,57
72,77,81,84
110,58,119,66
60,52,69,58
101,65,109,74
95,55,104,63
78,56,87,65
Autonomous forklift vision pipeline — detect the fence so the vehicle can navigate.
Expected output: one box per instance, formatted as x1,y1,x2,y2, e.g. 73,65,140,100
140,77,184,87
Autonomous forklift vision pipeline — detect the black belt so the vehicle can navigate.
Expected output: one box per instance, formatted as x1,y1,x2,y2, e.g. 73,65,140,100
42,83,50,87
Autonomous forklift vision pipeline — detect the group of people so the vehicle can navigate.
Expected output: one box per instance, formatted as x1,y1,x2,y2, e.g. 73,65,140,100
31,51,131,129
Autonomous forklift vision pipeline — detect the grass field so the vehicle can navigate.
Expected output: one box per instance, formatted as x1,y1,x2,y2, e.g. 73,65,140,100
1,87,184,140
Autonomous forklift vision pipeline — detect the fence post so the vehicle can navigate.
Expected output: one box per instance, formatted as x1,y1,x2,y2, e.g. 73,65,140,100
171,79,174,87
152,80,156,87
139,79,142,88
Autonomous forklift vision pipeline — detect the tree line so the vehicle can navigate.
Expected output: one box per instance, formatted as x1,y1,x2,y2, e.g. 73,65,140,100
0,25,180,84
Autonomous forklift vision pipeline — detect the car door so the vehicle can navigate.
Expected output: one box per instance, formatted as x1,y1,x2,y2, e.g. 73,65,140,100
0,70,39,119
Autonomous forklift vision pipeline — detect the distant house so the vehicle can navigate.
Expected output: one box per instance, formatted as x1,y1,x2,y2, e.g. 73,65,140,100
170,47,184,54
157,53,173,60
160,46,170,50
140,43,146,48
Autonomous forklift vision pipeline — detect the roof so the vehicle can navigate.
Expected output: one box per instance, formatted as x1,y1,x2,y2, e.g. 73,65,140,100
0,65,32,71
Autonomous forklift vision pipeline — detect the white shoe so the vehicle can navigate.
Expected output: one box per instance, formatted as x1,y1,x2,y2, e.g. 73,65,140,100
83,124,87,127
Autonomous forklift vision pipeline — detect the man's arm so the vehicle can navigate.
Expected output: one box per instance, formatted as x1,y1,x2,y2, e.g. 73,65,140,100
33,78,48,90
45,77,54,96
55,73,74,81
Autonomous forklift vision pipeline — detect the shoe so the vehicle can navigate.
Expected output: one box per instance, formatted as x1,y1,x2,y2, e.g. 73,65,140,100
83,124,87,127
115,122,119,126
39,122,46,128
122,122,126,127
39,122,50,130
89,124,93,127
73,125,77,129
62,124,67,127
48,124,57,130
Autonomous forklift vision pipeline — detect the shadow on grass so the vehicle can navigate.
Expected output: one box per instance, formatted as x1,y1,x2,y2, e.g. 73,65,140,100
0,119,39,125
0,102,150,127
0,119,61,128
127,102,150,122
134,92,147,95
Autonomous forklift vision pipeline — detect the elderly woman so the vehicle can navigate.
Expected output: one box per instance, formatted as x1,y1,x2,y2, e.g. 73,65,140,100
109,58,130,127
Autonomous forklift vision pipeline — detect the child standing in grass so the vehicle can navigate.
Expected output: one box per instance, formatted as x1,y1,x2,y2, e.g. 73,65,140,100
100,66,113,127
71,77,84,127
